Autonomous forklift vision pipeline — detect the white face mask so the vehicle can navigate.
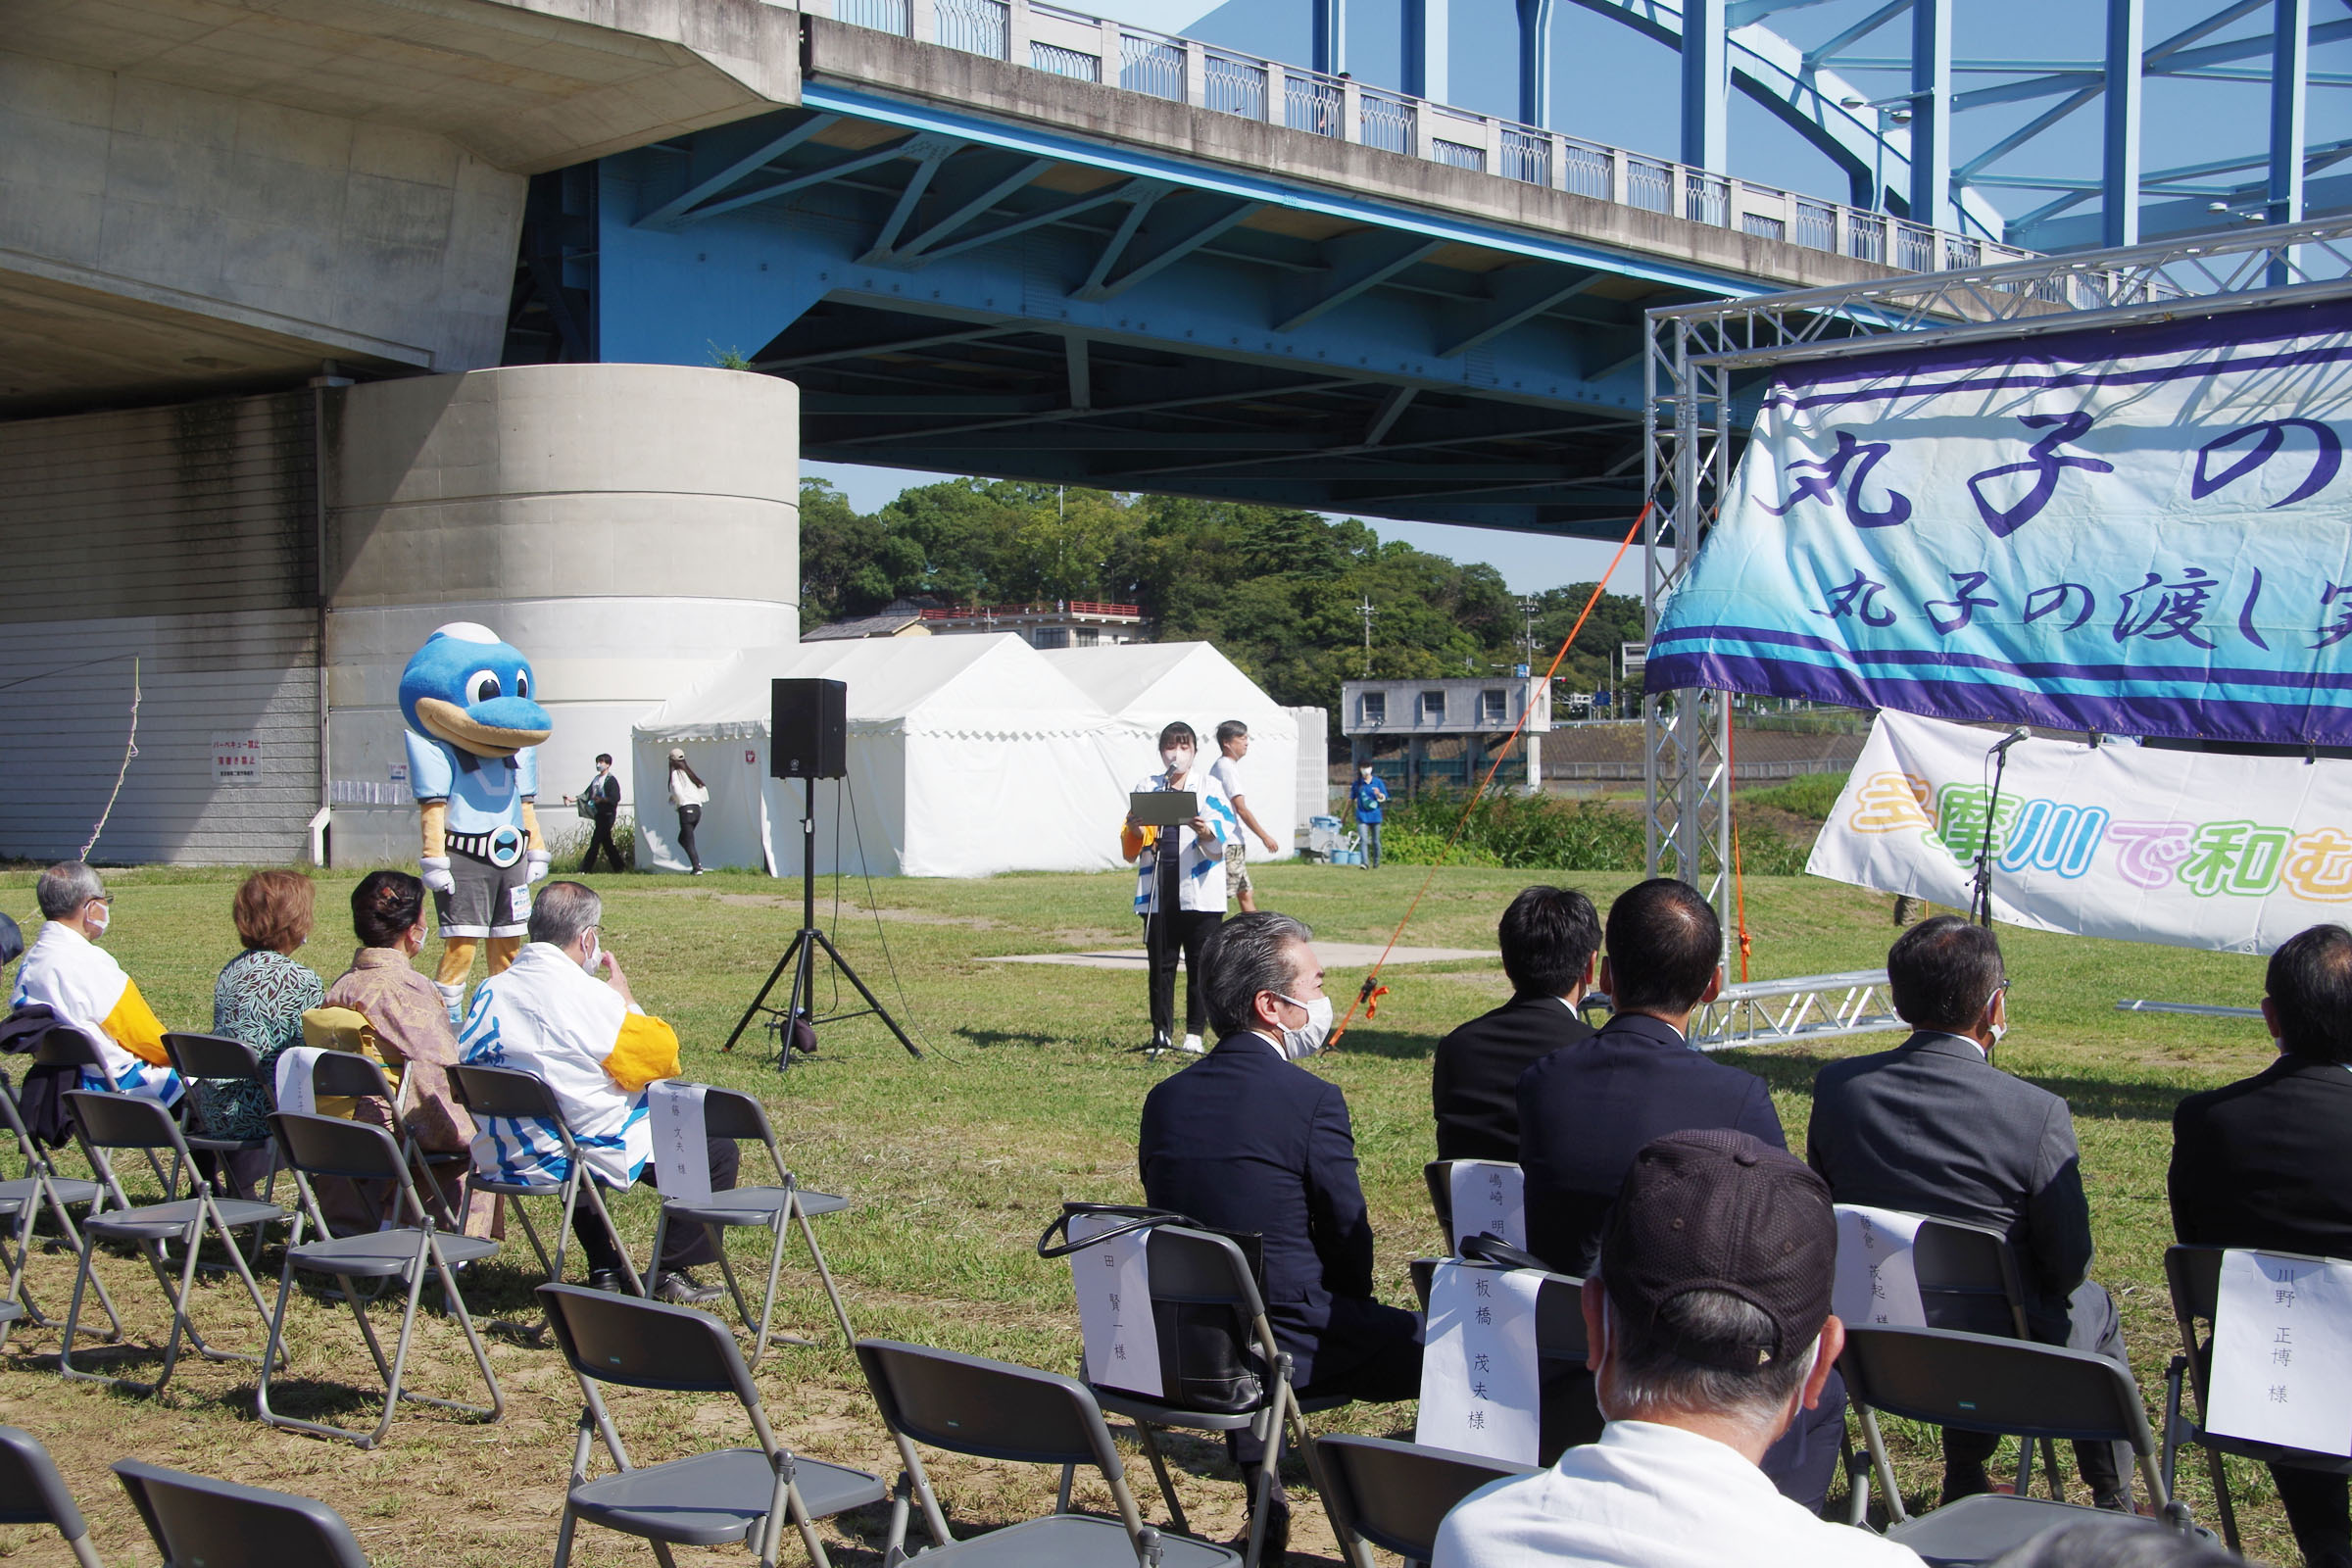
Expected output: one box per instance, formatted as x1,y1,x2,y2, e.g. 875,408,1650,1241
1272,992,1334,1058
580,934,603,975
85,905,108,938
1984,983,2008,1050
1162,747,1194,773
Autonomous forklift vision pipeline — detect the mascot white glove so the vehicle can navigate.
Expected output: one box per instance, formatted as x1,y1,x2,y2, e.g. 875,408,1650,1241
525,848,553,885
420,857,457,895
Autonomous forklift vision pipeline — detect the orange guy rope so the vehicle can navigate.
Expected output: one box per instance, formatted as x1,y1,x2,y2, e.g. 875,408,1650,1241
1728,719,1752,983
1329,504,1650,1048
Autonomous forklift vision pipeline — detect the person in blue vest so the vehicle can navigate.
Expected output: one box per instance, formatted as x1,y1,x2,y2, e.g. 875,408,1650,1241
1348,761,1389,869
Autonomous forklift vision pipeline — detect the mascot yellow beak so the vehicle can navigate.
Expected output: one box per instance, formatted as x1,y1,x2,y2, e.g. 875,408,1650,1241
415,697,553,760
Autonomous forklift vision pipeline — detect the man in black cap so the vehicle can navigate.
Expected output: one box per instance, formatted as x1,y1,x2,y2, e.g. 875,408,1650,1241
1434,1130,1923,1568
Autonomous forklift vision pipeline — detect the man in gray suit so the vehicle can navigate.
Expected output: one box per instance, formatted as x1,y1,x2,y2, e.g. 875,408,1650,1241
1807,916,2132,1510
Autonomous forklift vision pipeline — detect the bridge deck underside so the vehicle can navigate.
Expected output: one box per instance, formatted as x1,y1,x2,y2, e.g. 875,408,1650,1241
563,105,1802,538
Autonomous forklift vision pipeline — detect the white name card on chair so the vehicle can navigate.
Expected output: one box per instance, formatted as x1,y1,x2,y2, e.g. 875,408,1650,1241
1066,1212,1163,1398
647,1082,713,1205
2208,1250,2352,1455
273,1048,324,1119
1833,1204,1927,1329
1416,1259,1543,1464
1448,1161,1527,1253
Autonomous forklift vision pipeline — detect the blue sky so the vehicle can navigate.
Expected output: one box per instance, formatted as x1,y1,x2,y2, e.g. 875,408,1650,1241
808,0,2349,594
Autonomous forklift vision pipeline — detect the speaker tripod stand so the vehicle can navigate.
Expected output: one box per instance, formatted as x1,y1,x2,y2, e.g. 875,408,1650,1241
721,792,922,1064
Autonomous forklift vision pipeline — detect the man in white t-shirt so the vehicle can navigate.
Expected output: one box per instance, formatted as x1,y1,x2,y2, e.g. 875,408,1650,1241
1209,720,1282,914
1434,1129,1922,1568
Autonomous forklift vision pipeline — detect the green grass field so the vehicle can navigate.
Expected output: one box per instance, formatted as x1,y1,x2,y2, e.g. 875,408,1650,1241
0,860,2297,1565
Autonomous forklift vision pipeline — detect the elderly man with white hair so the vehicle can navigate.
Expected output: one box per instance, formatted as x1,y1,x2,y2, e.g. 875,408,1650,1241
11,861,180,1104
458,879,735,1302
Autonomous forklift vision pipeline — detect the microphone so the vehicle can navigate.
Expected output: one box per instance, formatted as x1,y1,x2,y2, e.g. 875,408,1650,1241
1988,726,2031,756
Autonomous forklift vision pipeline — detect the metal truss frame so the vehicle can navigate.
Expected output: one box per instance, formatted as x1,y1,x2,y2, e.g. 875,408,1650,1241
1687,968,1906,1053
1641,215,2352,956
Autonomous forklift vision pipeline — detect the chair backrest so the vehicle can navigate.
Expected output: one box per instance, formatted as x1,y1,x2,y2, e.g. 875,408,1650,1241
1425,1160,1455,1243
540,1283,760,1405
114,1459,370,1568
307,1050,398,1104
1913,1215,2032,1337
0,1426,87,1536
1315,1435,1532,1561
162,1032,260,1083
2166,1244,2224,1331
63,1088,185,1157
697,1085,773,1144
1841,1326,2156,1449
1535,1273,1588,1363
271,1112,411,1187
32,1026,104,1072
858,1338,1125,1475
449,1062,563,1123
1142,1223,1268,1320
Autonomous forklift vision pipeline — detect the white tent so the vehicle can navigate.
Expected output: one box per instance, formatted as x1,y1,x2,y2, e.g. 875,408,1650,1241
631,636,1141,877
1041,643,1300,857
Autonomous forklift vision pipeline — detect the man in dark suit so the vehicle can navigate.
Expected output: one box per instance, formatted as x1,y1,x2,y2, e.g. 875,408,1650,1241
2172,922,2352,1568
1515,877,1839,1511
1433,885,1599,1162
1809,915,2132,1511
1139,909,1421,1560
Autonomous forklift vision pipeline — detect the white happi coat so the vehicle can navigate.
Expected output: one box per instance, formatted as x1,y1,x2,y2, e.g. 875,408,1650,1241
11,923,181,1103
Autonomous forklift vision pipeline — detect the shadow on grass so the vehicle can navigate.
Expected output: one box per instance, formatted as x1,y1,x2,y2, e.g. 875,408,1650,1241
956,1028,1066,1051
1724,1050,2197,1124
1329,1028,1438,1061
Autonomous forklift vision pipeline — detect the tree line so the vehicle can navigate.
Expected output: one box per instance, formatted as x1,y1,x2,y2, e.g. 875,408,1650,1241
801,478,1643,714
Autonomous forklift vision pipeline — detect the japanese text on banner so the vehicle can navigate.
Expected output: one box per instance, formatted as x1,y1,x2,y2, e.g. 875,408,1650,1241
1448,1160,1527,1254
2206,1250,2352,1456
1832,1205,1927,1329
1066,1213,1163,1398
1416,1261,1542,1464
647,1082,713,1205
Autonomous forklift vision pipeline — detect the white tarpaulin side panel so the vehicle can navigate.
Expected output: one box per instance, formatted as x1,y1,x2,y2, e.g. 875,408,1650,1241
1043,643,1300,857
1809,709,2352,954
630,736,772,874
634,636,1133,877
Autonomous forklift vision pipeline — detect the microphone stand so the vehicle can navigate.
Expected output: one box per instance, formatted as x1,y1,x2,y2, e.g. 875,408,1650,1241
1969,732,2024,928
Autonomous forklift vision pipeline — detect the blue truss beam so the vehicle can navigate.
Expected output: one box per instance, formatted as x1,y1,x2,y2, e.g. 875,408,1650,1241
1401,0,1447,101
2105,0,2143,246
1911,0,1952,231
1683,0,1729,172
1518,0,1553,127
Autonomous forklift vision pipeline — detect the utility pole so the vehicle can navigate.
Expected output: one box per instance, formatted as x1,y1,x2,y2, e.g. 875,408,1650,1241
1357,594,1376,677
1517,595,1541,668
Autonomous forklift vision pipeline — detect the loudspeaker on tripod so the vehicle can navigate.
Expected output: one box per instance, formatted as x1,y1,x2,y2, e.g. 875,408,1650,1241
771,678,847,780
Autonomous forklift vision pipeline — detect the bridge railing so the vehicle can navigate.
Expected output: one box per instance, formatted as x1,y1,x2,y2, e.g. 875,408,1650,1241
802,0,2032,274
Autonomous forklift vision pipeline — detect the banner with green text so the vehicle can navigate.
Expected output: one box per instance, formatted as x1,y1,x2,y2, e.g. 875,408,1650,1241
1810,710,2352,955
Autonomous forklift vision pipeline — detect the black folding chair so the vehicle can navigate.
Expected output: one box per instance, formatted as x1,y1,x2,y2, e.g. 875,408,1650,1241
2160,1243,2352,1555
644,1084,855,1365
450,1063,645,1304
540,1282,886,1568
1042,1207,1348,1568
56,1089,286,1396
162,1032,281,1202
1842,1325,2184,1565
115,1458,370,1568
34,1026,174,1194
0,1065,118,1341
1912,1213,2070,1501
0,1424,104,1568
858,1337,1242,1567
1315,1434,1534,1568
257,1111,504,1447
306,1049,466,1231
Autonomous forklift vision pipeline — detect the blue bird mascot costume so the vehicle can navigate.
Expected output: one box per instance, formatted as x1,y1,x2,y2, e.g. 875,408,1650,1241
398,623,555,1023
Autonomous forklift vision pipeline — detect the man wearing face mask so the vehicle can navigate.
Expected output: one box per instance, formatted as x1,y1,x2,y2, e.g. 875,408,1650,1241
1137,911,1423,1563
1808,916,2134,1512
1121,721,1236,1054
458,880,737,1303
12,861,181,1105
1434,1130,1922,1568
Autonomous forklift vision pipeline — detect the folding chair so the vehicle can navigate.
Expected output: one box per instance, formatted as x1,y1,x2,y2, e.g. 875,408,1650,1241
1315,1434,1534,1568
56,1089,286,1396
34,1027,174,1194
1842,1325,2183,1566
1040,1207,1347,1568
114,1458,370,1568
2160,1243,2352,1555
306,1048,466,1232
450,1062,645,1302
1411,1250,1596,1464
0,1424,104,1568
858,1337,1242,1567
0,1065,118,1341
540,1282,886,1568
256,1111,503,1447
162,1032,281,1202
1908,1213,2070,1501
645,1084,855,1365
